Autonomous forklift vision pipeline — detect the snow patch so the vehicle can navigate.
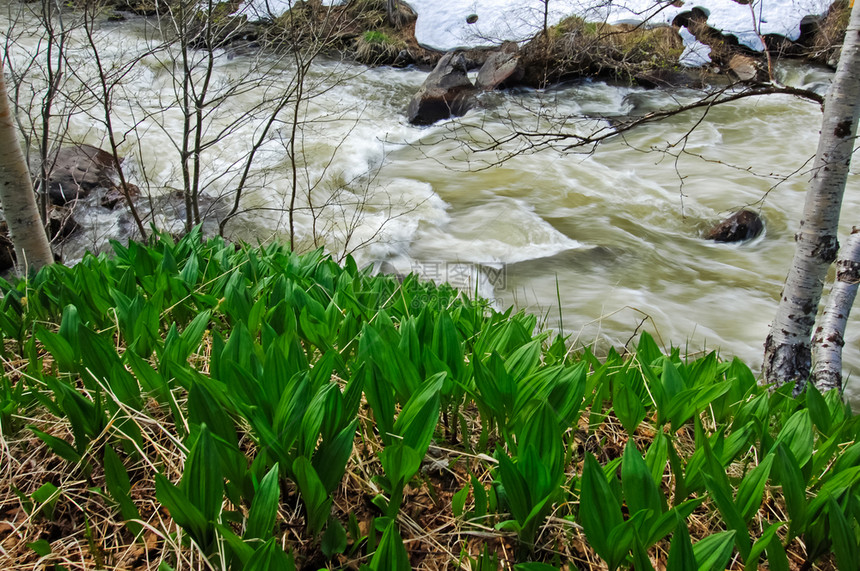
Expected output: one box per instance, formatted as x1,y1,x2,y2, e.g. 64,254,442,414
237,0,836,67
678,26,713,67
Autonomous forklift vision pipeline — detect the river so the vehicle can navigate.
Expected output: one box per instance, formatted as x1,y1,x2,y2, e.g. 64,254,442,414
3,4,859,406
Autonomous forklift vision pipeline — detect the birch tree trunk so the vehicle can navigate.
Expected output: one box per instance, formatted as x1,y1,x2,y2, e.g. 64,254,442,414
762,4,860,394
811,227,860,392
0,59,54,273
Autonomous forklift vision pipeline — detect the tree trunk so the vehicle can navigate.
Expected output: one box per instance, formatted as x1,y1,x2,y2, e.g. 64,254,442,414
762,4,860,394
811,227,860,392
0,59,54,274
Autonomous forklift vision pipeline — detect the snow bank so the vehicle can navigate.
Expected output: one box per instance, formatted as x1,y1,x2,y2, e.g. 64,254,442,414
404,0,835,53
239,0,836,64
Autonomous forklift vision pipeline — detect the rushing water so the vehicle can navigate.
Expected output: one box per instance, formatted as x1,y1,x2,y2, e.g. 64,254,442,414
4,6,859,405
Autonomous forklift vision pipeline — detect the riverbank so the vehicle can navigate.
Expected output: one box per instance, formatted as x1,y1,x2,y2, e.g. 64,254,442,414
0,235,856,569
104,0,851,87
3,0,859,406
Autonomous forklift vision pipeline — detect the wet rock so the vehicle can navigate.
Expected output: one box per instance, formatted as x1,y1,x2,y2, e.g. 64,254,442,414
706,210,764,243
728,54,766,82
101,183,141,210
407,52,478,125
47,206,80,241
115,0,159,16
0,222,15,272
634,67,713,89
476,47,524,91
46,144,118,205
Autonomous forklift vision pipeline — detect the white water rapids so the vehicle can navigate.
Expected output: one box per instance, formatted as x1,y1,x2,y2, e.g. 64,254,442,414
3,6,859,405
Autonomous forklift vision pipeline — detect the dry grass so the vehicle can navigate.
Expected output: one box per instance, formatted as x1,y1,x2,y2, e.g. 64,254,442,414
0,402,842,570
0,344,842,570
520,18,685,88
805,0,852,65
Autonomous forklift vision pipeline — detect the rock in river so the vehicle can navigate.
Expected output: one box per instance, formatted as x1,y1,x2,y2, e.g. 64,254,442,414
407,52,478,125
45,144,118,205
706,209,764,243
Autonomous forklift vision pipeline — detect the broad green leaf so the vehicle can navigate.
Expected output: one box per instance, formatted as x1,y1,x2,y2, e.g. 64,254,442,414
179,310,211,359
831,441,860,475
155,474,208,546
772,409,813,467
636,332,662,366
29,427,82,464
27,539,53,557
621,441,664,523
103,445,142,537
58,304,82,356
313,420,358,493
703,471,749,559
580,453,623,563
379,442,422,492
292,456,331,535
805,383,832,435
613,380,646,435
518,401,563,478
505,339,542,382
692,530,736,571
35,327,76,372
630,535,655,571
181,425,223,523
773,443,807,535
452,483,469,518
661,359,686,399
647,497,706,546
369,520,411,571
359,324,419,402
321,519,348,558
245,538,296,571
215,523,255,564
245,463,280,541
394,372,445,453
496,450,530,526
735,453,774,522
702,433,750,559
644,431,669,485
747,521,786,565
828,497,858,571
666,520,696,571
605,520,635,571
472,355,506,418
765,532,791,571
32,482,60,519
364,367,396,445
720,422,756,465
300,383,339,456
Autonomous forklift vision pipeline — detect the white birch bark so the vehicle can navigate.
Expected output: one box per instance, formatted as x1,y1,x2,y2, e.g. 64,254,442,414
0,59,54,274
763,4,860,394
811,227,860,392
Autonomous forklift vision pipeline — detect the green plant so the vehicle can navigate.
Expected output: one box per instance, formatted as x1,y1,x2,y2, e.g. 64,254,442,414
3,234,859,569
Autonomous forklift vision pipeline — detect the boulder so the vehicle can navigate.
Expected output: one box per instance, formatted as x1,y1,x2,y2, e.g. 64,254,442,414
101,183,141,210
45,144,117,205
476,49,524,91
706,210,764,243
727,54,766,82
407,52,478,126
0,222,15,273
47,206,80,241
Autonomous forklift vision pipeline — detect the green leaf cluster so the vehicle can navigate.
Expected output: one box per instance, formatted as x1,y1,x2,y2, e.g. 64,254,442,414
1,230,858,569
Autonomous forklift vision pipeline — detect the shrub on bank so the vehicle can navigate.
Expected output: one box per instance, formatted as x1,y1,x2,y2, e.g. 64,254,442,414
0,231,857,569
